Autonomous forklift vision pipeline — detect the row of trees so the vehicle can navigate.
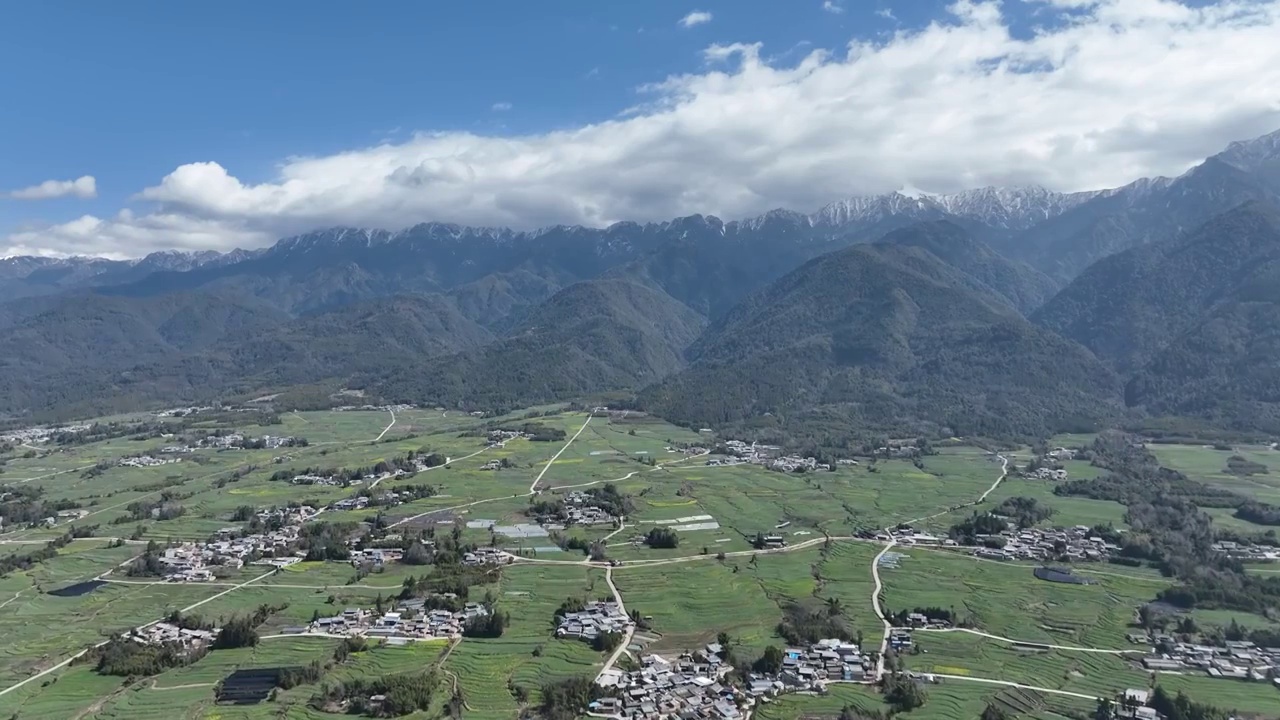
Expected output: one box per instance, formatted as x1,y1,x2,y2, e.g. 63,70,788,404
0,525,95,577
269,448,446,485
1056,432,1280,614
0,484,82,526
309,670,443,717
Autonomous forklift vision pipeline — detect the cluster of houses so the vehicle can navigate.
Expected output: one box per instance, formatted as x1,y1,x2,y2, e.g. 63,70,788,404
555,600,634,642
769,455,833,473
159,433,304,453
463,547,511,567
591,638,874,720
1109,689,1165,720
1019,447,1078,480
1134,637,1280,683
969,526,1117,563
486,429,528,447
592,650,746,719
887,628,915,651
126,621,218,650
1023,467,1069,481
154,405,216,418
561,491,618,526
1045,447,1078,461
479,459,505,471
155,506,320,581
348,547,403,567
332,488,431,512
333,403,416,413
289,473,353,486
302,601,489,640
119,454,182,468
874,442,921,459
1213,540,1280,563
717,440,780,465
0,423,91,445
760,639,872,691
332,496,370,511
709,439,860,473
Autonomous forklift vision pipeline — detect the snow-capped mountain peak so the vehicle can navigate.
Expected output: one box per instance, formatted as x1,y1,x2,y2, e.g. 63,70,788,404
1215,128,1280,173
929,186,1103,230
809,186,1102,231
809,192,938,227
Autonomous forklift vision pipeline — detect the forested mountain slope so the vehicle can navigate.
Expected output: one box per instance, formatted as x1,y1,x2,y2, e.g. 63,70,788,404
641,242,1120,441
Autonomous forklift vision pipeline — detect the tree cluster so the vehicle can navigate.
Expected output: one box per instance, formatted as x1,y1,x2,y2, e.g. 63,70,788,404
93,636,204,677
310,670,442,717
537,676,601,720
776,603,854,646
644,527,679,549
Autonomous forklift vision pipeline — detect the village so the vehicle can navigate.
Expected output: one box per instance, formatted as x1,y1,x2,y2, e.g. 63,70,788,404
119,454,182,468
143,505,319,582
123,621,219,651
1131,634,1280,683
295,599,492,641
159,432,306,454
707,440,831,473
590,638,873,720
969,525,1118,563
1212,539,1280,564
555,600,634,643
0,422,92,445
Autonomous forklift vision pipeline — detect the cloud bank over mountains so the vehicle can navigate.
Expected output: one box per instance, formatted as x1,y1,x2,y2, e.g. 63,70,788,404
7,0,1280,258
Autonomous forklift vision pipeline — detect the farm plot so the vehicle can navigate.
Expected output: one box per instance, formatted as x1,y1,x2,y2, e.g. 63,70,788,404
878,547,1167,648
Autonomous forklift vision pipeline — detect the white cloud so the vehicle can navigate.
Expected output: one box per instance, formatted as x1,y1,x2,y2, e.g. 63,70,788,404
8,0,1280,258
8,175,97,200
823,1,845,14
491,102,513,112
679,10,713,28
3,210,269,259
876,7,897,20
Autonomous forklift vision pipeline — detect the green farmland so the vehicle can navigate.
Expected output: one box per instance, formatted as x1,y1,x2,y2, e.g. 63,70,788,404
1,407,1277,719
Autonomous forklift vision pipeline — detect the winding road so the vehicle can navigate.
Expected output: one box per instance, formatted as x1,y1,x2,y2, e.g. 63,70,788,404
873,454,1008,680
597,566,634,680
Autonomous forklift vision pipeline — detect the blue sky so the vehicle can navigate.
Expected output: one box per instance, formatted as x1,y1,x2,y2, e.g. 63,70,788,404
2,0,1278,258
0,2,914,223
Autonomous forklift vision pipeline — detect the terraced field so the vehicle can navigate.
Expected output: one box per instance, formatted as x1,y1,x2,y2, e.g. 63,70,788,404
3,408,1278,719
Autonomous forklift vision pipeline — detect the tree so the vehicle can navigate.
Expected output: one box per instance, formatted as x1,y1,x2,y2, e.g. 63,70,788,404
753,645,784,675
643,527,679,549
402,540,432,566
591,631,622,652
538,676,597,720
212,616,259,649
884,674,927,711
1094,698,1115,720
825,597,844,617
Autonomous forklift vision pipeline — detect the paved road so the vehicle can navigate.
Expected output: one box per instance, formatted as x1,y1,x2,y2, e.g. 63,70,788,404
1,431,1107,707
373,408,397,442
596,566,635,680
529,415,593,495
927,673,1103,700
0,571,275,699
370,446,491,490
917,627,1132,654
873,453,1008,680
391,432,705,531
